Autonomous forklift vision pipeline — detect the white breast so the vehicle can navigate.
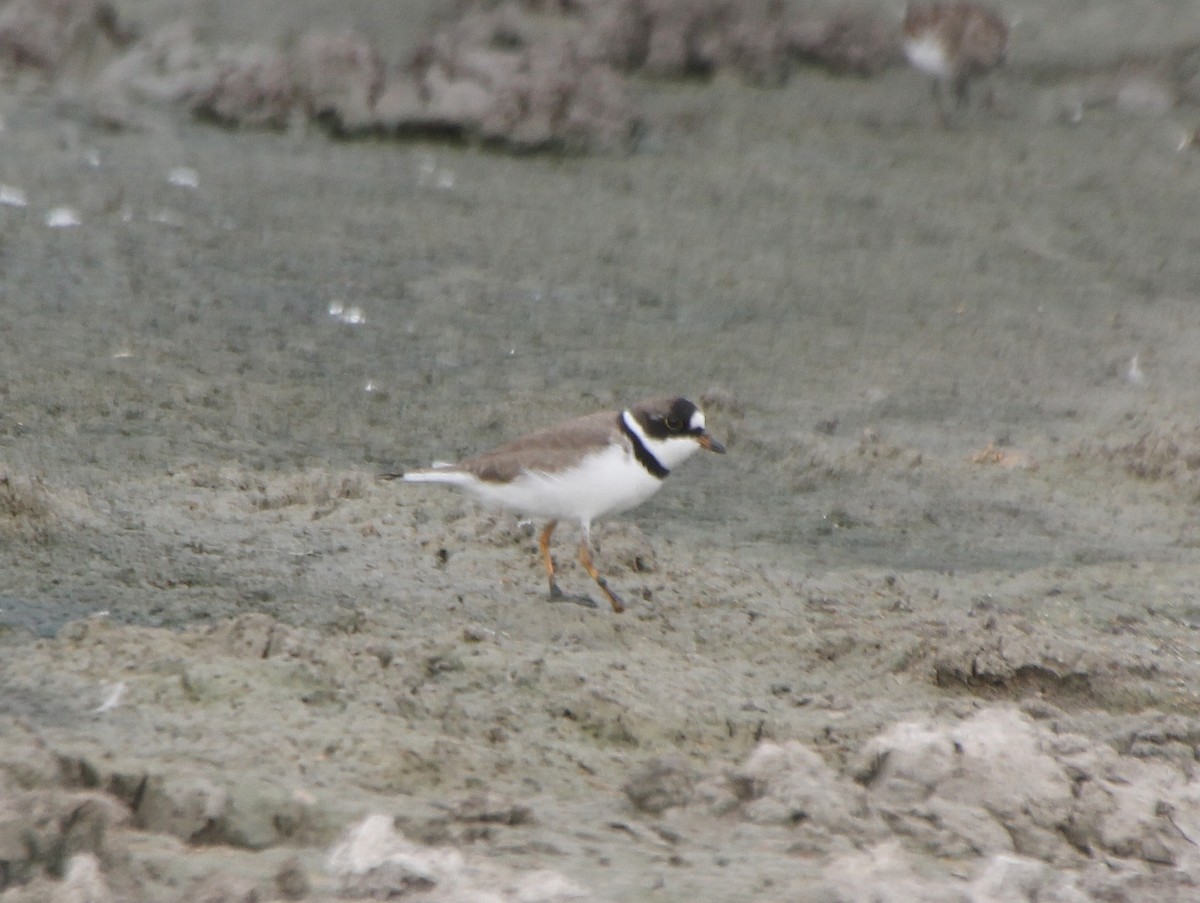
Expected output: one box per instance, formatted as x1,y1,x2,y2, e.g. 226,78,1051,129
904,35,952,78
464,441,666,523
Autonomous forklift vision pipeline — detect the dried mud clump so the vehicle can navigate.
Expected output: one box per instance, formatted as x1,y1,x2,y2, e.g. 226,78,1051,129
623,755,696,814
191,45,297,128
929,615,1180,713
0,0,134,78
328,814,585,901
849,708,1200,871
693,706,1200,893
191,31,389,132
786,4,903,76
931,625,1096,701
0,468,54,542
292,30,386,131
0,0,904,152
97,6,642,152
0,730,135,897
592,0,792,82
385,11,638,151
1113,425,1200,496
722,740,874,842
582,0,899,83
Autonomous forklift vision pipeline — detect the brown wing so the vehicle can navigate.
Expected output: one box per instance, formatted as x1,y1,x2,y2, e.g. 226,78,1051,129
456,409,624,483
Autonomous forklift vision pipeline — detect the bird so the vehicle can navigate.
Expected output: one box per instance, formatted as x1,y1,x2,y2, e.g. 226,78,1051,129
901,1,1008,122
382,396,726,613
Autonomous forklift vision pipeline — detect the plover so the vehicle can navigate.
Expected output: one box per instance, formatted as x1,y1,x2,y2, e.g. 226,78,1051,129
383,396,725,613
902,1,1008,121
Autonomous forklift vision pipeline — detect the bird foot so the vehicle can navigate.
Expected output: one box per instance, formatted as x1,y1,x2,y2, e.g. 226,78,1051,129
548,584,599,609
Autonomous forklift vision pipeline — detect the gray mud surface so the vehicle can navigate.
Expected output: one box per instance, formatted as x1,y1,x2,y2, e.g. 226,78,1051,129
5,1,1200,900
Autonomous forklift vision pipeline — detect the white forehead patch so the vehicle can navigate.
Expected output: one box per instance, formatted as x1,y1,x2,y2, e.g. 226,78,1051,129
689,409,706,432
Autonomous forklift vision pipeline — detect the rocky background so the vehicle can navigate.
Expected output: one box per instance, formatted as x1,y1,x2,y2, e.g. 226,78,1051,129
4,0,1200,900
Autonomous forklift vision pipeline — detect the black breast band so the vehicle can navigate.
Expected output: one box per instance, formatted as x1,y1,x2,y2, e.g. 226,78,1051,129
620,413,669,479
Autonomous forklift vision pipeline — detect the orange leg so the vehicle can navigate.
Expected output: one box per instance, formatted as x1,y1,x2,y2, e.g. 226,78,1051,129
539,520,561,599
578,537,625,614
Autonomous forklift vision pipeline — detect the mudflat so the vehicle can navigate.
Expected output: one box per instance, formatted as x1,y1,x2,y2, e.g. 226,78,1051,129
4,1,1200,900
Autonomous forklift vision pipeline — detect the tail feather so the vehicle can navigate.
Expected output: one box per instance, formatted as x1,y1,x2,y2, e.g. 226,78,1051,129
379,460,460,482
390,465,474,487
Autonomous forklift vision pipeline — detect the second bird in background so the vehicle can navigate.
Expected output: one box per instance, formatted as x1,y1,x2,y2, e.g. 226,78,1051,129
902,1,1009,123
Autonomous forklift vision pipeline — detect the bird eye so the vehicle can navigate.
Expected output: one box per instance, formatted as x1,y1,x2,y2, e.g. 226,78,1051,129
665,415,683,431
